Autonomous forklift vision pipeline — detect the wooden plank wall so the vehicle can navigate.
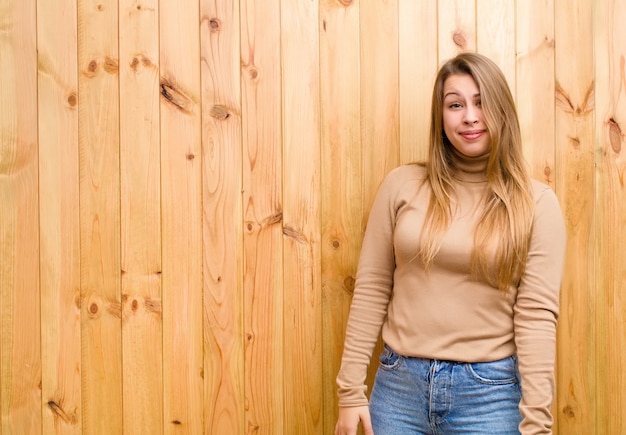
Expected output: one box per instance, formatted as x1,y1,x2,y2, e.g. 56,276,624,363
0,0,624,434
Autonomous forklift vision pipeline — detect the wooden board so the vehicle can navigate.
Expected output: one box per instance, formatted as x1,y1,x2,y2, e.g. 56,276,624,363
319,0,362,432
77,0,123,433
77,0,123,432
399,0,437,164
554,0,596,432
200,0,245,433
119,0,163,433
593,0,626,432
516,0,556,185
361,0,400,202
37,0,82,432
359,0,400,399
0,0,41,432
240,1,285,433
476,0,515,92
281,0,323,433
159,0,204,432
438,0,477,61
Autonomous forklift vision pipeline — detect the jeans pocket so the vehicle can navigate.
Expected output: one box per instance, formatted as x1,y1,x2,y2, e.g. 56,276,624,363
466,355,519,385
378,344,403,370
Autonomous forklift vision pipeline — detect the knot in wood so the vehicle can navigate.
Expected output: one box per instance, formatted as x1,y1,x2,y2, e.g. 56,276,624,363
210,105,231,120
103,56,119,74
568,136,581,149
452,31,466,49
87,60,98,73
543,165,552,178
343,276,356,294
67,93,77,107
248,66,259,80
209,18,221,32
160,81,194,113
608,117,623,153
562,405,575,418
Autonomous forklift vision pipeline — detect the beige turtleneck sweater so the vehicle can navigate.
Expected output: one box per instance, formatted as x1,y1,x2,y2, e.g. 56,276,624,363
336,156,566,434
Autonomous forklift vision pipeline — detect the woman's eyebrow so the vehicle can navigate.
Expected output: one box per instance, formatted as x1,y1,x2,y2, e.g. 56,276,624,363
443,91,481,99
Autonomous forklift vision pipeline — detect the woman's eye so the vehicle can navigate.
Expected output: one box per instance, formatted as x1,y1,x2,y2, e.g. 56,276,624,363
476,100,482,107
449,103,462,109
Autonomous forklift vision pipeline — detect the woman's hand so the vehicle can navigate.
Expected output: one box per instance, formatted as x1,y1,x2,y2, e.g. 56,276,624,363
334,405,374,435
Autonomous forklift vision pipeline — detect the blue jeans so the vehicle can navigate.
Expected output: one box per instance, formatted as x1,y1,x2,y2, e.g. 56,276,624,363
369,345,522,434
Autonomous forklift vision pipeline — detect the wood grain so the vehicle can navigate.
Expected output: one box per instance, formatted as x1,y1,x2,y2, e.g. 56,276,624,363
0,0,41,433
37,0,81,432
476,0,516,92
200,0,245,433
359,0,400,402
594,0,626,433
399,0,437,164
1,2,626,434
319,0,362,432
240,0,284,433
361,0,400,203
516,0,556,186
438,0,477,61
281,0,323,433
77,0,123,433
554,0,596,432
159,0,204,432
119,0,163,433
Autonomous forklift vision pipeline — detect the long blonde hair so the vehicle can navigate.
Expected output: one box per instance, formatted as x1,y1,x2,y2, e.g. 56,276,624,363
420,52,534,291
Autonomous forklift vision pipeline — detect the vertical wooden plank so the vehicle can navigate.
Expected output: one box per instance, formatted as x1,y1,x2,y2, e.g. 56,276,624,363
359,0,399,397
554,0,596,433
240,0,284,433
319,1,361,433
77,1,122,433
516,3,558,430
516,0,555,185
438,0,477,61
0,0,41,433
476,0,515,94
77,0,122,433
399,0,437,164
281,0,322,433
119,0,163,433
594,0,626,433
160,0,204,432
200,0,244,433
361,0,399,200
37,0,82,432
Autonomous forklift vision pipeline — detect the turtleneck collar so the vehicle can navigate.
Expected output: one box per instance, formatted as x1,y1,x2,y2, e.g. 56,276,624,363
449,147,489,183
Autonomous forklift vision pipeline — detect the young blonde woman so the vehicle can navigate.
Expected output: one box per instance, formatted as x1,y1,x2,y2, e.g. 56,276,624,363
335,52,566,435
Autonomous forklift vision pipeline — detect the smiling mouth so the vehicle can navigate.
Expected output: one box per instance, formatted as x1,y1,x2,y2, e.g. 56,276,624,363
461,131,484,140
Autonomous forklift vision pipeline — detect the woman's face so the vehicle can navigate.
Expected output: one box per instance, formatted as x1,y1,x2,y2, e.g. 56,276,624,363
442,74,491,158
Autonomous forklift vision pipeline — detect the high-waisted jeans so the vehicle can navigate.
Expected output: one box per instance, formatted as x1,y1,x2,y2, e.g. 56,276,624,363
369,345,522,434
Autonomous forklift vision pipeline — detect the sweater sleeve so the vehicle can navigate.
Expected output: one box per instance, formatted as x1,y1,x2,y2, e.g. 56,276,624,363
514,185,566,434
335,168,402,407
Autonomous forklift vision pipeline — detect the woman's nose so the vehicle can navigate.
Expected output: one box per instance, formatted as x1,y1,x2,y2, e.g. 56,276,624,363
463,108,479,124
